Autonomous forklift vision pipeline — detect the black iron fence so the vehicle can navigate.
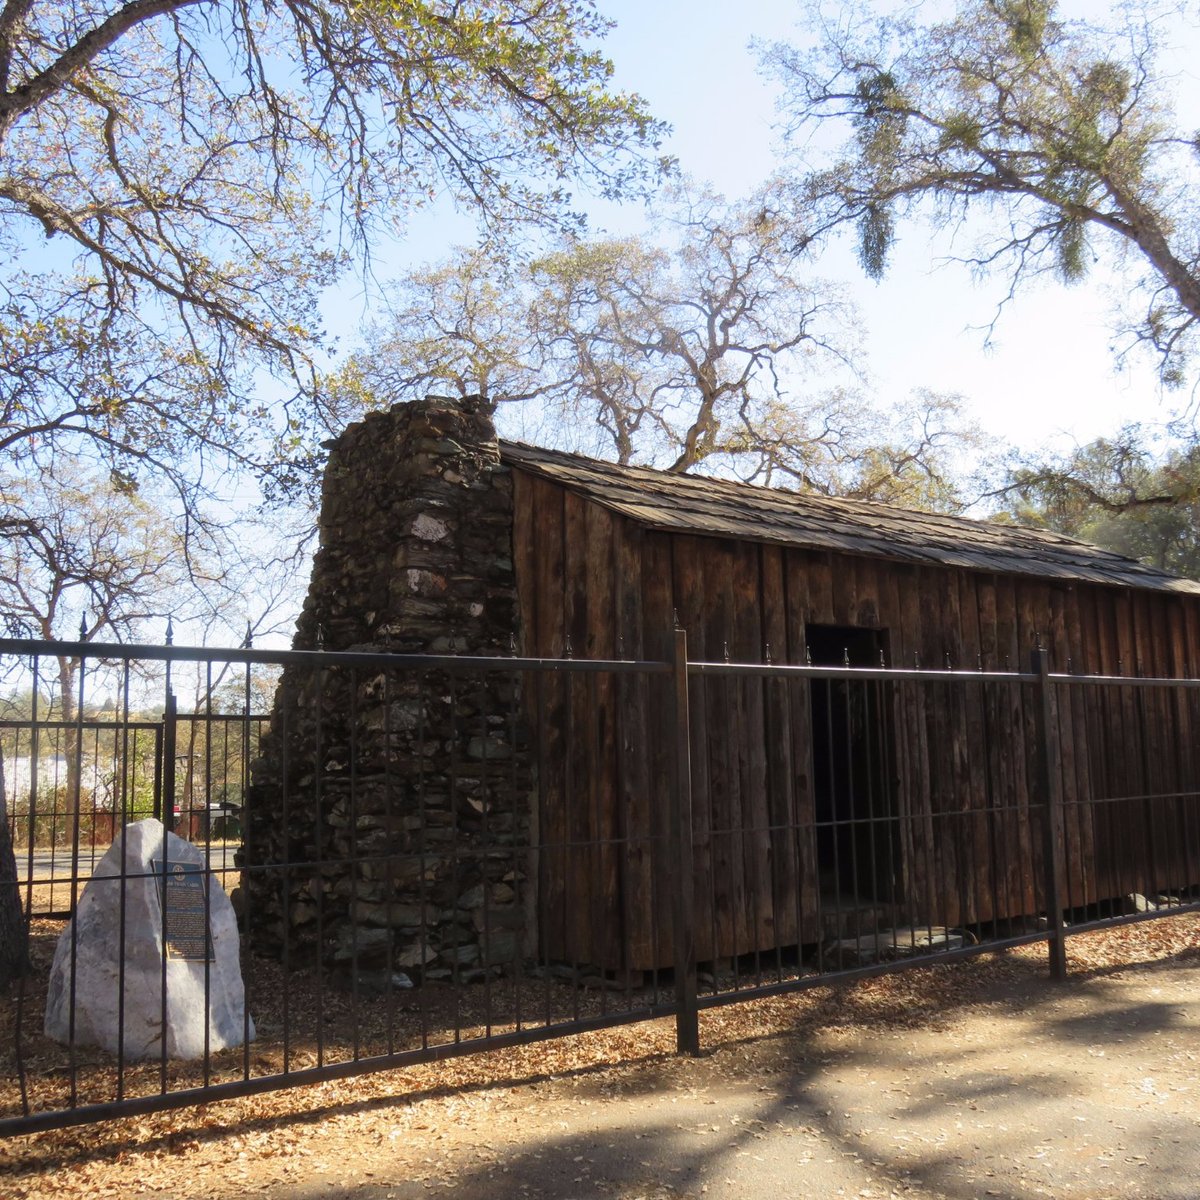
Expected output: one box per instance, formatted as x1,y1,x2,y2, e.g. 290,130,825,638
3,700,269,919
2,632,1199,1136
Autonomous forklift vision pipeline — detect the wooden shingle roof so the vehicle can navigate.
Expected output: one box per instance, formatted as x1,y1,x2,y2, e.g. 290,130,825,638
500,441,1200,595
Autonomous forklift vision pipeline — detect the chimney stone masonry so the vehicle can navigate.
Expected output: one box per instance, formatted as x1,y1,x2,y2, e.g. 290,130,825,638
244,397,530,986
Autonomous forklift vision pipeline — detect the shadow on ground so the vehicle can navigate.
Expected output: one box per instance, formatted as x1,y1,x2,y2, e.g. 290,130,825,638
6,936,1200,1200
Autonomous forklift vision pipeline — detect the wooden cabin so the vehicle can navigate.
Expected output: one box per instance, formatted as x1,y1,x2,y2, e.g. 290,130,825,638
501,442,1200,970
260,399,1200,977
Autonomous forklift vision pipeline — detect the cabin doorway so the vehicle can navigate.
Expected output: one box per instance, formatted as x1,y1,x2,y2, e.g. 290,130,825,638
807,624,899,904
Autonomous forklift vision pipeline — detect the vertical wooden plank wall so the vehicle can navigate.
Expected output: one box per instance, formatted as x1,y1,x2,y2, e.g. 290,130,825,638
513,467,1200,970
677,533,740,960
760,546,801,949
513,472,567,958
783,553,820,943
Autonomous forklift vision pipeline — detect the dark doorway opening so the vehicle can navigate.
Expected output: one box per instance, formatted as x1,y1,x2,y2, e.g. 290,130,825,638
807,625,898,904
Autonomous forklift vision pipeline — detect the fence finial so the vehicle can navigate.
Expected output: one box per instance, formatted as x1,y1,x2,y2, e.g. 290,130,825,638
509,631,517,656
804,644,812,666
764,641,773,665
316,623,326,651
842,647,850,668
723,641,730,664
617,633,626,660
79,615,88,640
880,648,887,669
672,607,681,630
564,633,573,659
165,616,174,646
944,650,952,670
243,621,253,650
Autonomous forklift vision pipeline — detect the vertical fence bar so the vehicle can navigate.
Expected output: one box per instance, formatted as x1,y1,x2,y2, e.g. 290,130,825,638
1033,648,1067,981
669,626,699,1055
151,722,164,825
161,691,177,836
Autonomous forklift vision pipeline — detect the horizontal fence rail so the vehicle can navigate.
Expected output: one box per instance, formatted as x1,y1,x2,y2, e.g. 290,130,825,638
1,634,1199,1135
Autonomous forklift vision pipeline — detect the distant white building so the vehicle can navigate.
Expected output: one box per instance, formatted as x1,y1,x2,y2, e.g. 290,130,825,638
2,755,117,811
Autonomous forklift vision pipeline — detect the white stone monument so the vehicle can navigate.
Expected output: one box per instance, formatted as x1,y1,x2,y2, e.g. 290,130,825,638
44,818,254,1060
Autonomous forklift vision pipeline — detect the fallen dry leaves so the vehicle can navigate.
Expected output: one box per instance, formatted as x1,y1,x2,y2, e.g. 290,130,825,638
0,913,1197,1200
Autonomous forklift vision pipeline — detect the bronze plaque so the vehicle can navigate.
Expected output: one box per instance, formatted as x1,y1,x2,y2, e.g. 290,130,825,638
153,859,215,963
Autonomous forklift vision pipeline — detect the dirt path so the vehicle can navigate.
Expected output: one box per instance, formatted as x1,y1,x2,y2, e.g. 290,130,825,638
5,920,1200,1200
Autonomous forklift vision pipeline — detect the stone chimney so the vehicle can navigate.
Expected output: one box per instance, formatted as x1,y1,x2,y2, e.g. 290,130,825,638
245,397,529,985
292,394,517,656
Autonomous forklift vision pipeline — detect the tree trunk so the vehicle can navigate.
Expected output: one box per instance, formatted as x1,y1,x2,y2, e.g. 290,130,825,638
0,752,29,985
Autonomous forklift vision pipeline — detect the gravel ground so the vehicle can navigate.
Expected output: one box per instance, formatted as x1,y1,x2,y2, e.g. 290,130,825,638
3,916,1199,1200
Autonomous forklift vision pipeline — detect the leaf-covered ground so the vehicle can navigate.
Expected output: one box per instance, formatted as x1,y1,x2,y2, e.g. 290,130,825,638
3,915,1199,1199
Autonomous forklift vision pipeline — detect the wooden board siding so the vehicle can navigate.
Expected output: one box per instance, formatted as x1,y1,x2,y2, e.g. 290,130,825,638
782,552,820,944
512,466,1200,971
1167,600,1200,893
760,545,803,950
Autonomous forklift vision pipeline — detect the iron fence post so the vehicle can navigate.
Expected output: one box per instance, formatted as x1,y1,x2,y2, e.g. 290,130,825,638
669,625,700,1055
1032,647,1067,980
151,723,164,824
161,691,177,836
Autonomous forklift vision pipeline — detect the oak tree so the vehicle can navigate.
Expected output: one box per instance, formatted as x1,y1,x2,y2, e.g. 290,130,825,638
765,0,1200,386
0,463,192,982
0,0,666,517
1000,430,1200,580
344,185,981,504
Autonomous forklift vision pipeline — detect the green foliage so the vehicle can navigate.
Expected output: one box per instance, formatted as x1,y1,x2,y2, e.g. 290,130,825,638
996,0,1053,59
856,71,897,111
940,113,984,152
1082,61,1132,111
766,0,1198,386
1057,217,1089,283
1001,432,1200,580
857,203,894,280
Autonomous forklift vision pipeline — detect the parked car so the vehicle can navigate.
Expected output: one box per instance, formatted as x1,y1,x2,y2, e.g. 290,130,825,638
175,800,242,841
